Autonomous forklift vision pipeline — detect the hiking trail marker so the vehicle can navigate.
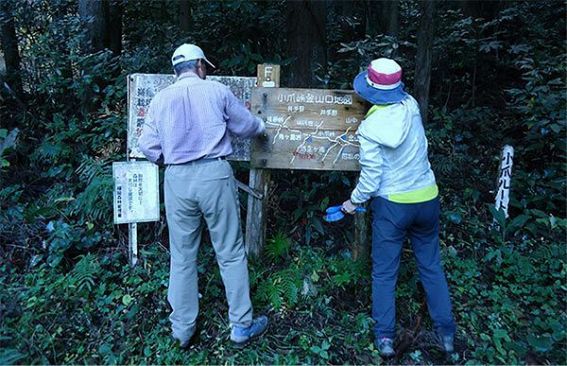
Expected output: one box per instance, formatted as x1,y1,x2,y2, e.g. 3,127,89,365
118,65,370,265
127,74,256,161
250,88,366,171
113,161,159,224
120,73,258,266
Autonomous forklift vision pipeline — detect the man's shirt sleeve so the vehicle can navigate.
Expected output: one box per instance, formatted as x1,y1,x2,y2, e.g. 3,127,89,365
224,88,264,138
350,132,383,204
138,99,163,164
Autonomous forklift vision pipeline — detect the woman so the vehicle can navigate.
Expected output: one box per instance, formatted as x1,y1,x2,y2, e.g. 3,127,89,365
342,58,456,357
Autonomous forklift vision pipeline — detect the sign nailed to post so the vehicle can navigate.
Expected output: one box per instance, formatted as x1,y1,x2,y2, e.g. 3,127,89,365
127,73,257,161
250,87,367,171
113,161,160,224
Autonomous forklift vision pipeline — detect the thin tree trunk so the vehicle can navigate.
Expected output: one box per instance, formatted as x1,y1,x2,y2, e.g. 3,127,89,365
386,0,399,38
414,0,435,124
0,0,23,97
341,0,365,41
365,0,377,36
285,0,327,88
179,0,192,35
107,0,122,56
79,0,107,52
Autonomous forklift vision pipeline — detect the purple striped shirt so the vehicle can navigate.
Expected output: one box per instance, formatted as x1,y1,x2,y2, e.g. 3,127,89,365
138,72,264,164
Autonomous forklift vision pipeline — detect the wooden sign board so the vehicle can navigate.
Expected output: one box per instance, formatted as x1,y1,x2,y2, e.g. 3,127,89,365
127,73,257,161
250,87,367,171
113,161,160,224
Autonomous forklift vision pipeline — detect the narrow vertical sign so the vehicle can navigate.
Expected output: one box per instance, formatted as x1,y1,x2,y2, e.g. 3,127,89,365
113,161,160,224
494,145,514,218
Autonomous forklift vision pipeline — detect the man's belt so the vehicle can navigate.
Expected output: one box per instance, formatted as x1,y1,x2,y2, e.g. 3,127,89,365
168,156,226,166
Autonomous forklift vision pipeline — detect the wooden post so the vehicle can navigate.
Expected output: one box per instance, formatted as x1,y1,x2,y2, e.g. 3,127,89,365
129,222,138,266
126,75,138,267
353,208,369,260
245,64,280,256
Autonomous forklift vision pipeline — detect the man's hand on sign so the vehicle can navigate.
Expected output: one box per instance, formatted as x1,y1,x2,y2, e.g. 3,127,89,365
342,199,357,215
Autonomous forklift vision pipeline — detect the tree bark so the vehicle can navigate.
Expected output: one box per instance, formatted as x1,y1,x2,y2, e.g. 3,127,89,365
364,0,377,36
463,0,502,20
414,0,436,124
107,0,122,56
78,0,107,52
179,0,192,35
0,0,23,97
335,0,365,42
285,0,327,88
386,0,399,38
365,0,398,38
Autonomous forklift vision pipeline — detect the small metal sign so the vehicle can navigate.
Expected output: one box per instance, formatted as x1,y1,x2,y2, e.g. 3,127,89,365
127,73,257,161
113,161,160,224
250,87,367,171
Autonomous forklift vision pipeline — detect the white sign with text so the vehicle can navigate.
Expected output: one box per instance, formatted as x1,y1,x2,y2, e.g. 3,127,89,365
113,161,160,224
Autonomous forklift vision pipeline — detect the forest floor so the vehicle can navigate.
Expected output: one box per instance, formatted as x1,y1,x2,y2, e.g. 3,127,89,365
1,215,565,365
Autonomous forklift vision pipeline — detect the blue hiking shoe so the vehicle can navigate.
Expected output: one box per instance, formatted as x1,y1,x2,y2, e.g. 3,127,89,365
375,337,395,358
230,316,268,347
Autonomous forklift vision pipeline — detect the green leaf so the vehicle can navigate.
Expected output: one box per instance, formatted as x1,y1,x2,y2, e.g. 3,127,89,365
122,294,133,306
312,217,325,235
446,211,463,224
527,334,554,353
506,214,529,233
489,206,507,227
0,349,25,365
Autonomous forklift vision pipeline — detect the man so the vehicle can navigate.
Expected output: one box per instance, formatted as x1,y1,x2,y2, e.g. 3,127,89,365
342,58,456,357
138,43,268,348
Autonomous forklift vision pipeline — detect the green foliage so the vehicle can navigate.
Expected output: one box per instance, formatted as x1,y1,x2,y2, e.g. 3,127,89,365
265,231,291,261
0,0,565,365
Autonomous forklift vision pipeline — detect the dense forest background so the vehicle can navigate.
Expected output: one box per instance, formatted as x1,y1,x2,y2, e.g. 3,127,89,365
0,0,565,364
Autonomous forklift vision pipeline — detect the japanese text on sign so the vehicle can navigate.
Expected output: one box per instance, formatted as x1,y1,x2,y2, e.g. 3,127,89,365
127,74,257,161
251,87,367,171
113,161,160,224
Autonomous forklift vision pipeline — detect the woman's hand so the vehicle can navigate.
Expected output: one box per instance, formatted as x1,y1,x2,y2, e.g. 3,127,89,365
341,199,357,214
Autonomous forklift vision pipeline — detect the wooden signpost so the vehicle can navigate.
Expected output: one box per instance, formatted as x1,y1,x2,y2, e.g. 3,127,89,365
123,73,258,266
245,65,279,256
119,65,370,264
127,74,256,161
250,87,366,171
249,84,369,259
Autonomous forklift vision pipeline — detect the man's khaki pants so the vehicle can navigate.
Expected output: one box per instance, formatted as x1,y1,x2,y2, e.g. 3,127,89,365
164,159,253,343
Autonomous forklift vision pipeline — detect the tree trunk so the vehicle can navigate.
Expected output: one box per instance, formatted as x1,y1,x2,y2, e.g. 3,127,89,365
78,0,107,52
364,0,378,36
386,0,399,38
463,0,502,20
335,0,365,42
179,0,192,36
414,0,435,124
365,0,398,38
0,0,23,97
285,0,327,88
107,0,122,56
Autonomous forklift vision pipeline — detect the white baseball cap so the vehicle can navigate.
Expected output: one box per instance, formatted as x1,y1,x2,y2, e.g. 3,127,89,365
171,44,216,68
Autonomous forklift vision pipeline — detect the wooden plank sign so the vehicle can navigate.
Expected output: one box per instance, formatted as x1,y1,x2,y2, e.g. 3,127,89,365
250,87,367,171
127,73,257,161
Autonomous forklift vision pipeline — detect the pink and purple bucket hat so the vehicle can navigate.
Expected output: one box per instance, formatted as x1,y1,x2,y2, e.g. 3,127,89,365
353,58,408,105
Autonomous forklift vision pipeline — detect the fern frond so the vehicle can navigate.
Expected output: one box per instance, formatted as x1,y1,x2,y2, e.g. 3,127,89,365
67,254,101,293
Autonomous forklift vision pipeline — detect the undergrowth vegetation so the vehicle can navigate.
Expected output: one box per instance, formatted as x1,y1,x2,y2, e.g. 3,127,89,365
0,0,565,364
